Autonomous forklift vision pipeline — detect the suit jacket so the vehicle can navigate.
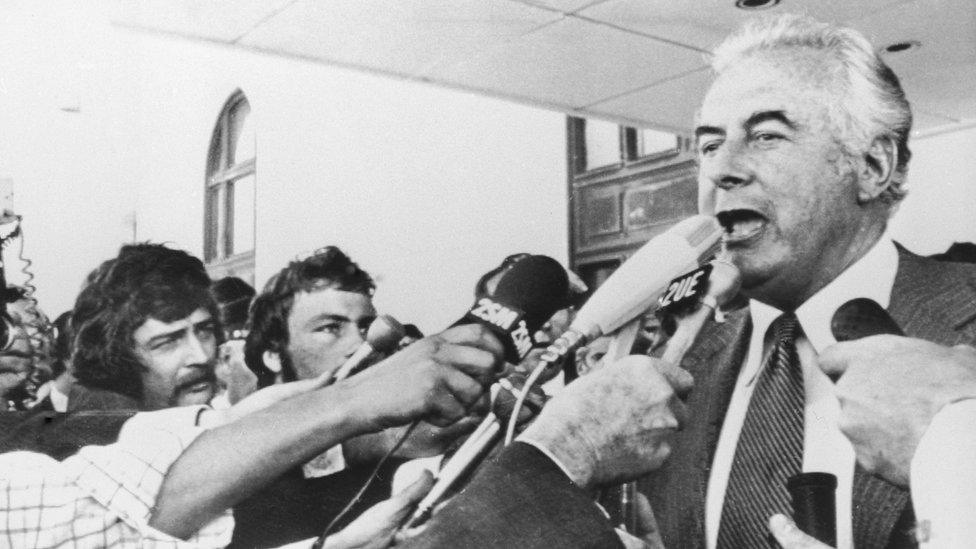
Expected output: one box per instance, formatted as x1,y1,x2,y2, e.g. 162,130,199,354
401,442,622,549
642,246,976,549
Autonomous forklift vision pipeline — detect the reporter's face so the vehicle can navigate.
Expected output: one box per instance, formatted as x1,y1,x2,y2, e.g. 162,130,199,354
133,308,218,410
0,324,34,400
285,288,376,381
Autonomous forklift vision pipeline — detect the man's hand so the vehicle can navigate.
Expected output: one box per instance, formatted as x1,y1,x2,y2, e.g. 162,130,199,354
339,324,505,431
819,336,976,486
323,471,435,549
768,514,833,549
519,354,692,489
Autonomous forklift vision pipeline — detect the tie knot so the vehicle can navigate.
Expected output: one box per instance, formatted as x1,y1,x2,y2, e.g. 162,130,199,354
772,312,800,344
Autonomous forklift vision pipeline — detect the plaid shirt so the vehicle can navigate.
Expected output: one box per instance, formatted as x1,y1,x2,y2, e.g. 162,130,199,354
0,405,234,548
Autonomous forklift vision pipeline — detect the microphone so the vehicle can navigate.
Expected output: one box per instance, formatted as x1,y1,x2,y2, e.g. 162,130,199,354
328,314,406,384
536,215,723,378
830,297,905,341
787,298,903,545
787,472,838,546
402,257,568,529
611,258,741,532
502,216,723,447
457,254,569,364
316,257,570,548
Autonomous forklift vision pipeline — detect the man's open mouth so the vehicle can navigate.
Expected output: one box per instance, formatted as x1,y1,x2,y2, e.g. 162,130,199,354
716,209,768,244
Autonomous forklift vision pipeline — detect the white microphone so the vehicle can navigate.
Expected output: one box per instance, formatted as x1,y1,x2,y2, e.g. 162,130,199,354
537,214,723,373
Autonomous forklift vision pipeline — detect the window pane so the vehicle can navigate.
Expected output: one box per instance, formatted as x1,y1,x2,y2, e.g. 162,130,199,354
584,119,620,170
229,99,254,164
637,128,677,157
205,186,220,260
216,184,228,258
231,174,255,254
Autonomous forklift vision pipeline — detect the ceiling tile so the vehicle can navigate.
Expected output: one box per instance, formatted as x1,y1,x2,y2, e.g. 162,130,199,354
854,0,976,129
507,0,612,13
585,68,713,132
426,15,706,110
578,0,912,51
239,0,560,76
114,0,295,42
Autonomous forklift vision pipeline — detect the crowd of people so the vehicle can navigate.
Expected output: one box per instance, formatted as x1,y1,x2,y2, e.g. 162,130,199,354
1,13,975,549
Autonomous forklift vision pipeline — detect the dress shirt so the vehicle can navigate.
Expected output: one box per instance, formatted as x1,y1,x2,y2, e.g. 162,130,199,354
0,405,234,548
912,399,976,548
706,234,899,549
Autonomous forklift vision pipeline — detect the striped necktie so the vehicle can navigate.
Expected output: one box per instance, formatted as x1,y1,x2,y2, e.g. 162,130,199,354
718,312,803,548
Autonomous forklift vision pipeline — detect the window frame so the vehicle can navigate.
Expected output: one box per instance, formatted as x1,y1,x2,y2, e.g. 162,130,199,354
204,90,255,284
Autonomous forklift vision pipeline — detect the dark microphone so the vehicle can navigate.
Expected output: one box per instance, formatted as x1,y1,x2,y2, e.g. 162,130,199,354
831,297,905,341
788,472,838,546
316,257,569,548
402,257,568,529
457,254,569,363
789,298,904,545
327,315,406,384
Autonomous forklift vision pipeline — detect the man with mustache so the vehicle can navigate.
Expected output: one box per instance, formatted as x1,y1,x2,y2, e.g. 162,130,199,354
69,242,223,411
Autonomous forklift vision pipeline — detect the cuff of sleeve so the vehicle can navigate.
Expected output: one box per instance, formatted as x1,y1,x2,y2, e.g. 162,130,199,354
517,434,581,487
910,398,976,547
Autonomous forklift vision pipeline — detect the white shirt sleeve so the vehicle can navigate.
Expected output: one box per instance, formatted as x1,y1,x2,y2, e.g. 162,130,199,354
911,399,976,549
0,405,234,548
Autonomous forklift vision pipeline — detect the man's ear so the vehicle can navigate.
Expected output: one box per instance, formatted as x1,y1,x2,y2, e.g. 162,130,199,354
262,350,282,374
858,135,897,203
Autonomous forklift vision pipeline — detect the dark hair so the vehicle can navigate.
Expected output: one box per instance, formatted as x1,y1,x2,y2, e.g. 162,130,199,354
71,243,220,401
49,311,73,378
245,246,374,388
212,276,255,336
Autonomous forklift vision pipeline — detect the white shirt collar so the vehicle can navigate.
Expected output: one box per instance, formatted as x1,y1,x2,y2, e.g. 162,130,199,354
747,231,899,368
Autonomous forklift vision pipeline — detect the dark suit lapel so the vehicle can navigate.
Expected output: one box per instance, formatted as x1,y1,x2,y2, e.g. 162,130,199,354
852,246,976,549
645,307,751,549
889,245,976,343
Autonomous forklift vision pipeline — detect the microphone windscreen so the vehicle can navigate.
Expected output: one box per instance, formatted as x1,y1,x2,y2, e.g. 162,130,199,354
571,215,722,337
459,254,569,362
366,315,406,354
492,255,569,331
830,298,904,342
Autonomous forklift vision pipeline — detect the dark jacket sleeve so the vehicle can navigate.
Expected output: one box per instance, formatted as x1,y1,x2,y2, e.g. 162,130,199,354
401,441,623,549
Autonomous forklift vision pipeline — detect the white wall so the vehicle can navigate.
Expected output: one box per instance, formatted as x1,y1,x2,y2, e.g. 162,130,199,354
890,126,976,255
0,7,568,332
121,32,568,332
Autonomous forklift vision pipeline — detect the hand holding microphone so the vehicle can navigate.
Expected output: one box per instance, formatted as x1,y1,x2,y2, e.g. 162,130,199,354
505,215,723,444
822,299,976,487
325,314,406,386
516,257,741,492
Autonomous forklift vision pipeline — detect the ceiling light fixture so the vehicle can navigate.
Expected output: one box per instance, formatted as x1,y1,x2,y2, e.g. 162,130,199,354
735,0,781,10
884,40,921,54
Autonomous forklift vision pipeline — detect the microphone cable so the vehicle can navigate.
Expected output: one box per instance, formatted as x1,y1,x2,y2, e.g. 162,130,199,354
311,420,420,549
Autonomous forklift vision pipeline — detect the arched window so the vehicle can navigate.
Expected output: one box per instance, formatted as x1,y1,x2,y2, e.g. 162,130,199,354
205,90,255,282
